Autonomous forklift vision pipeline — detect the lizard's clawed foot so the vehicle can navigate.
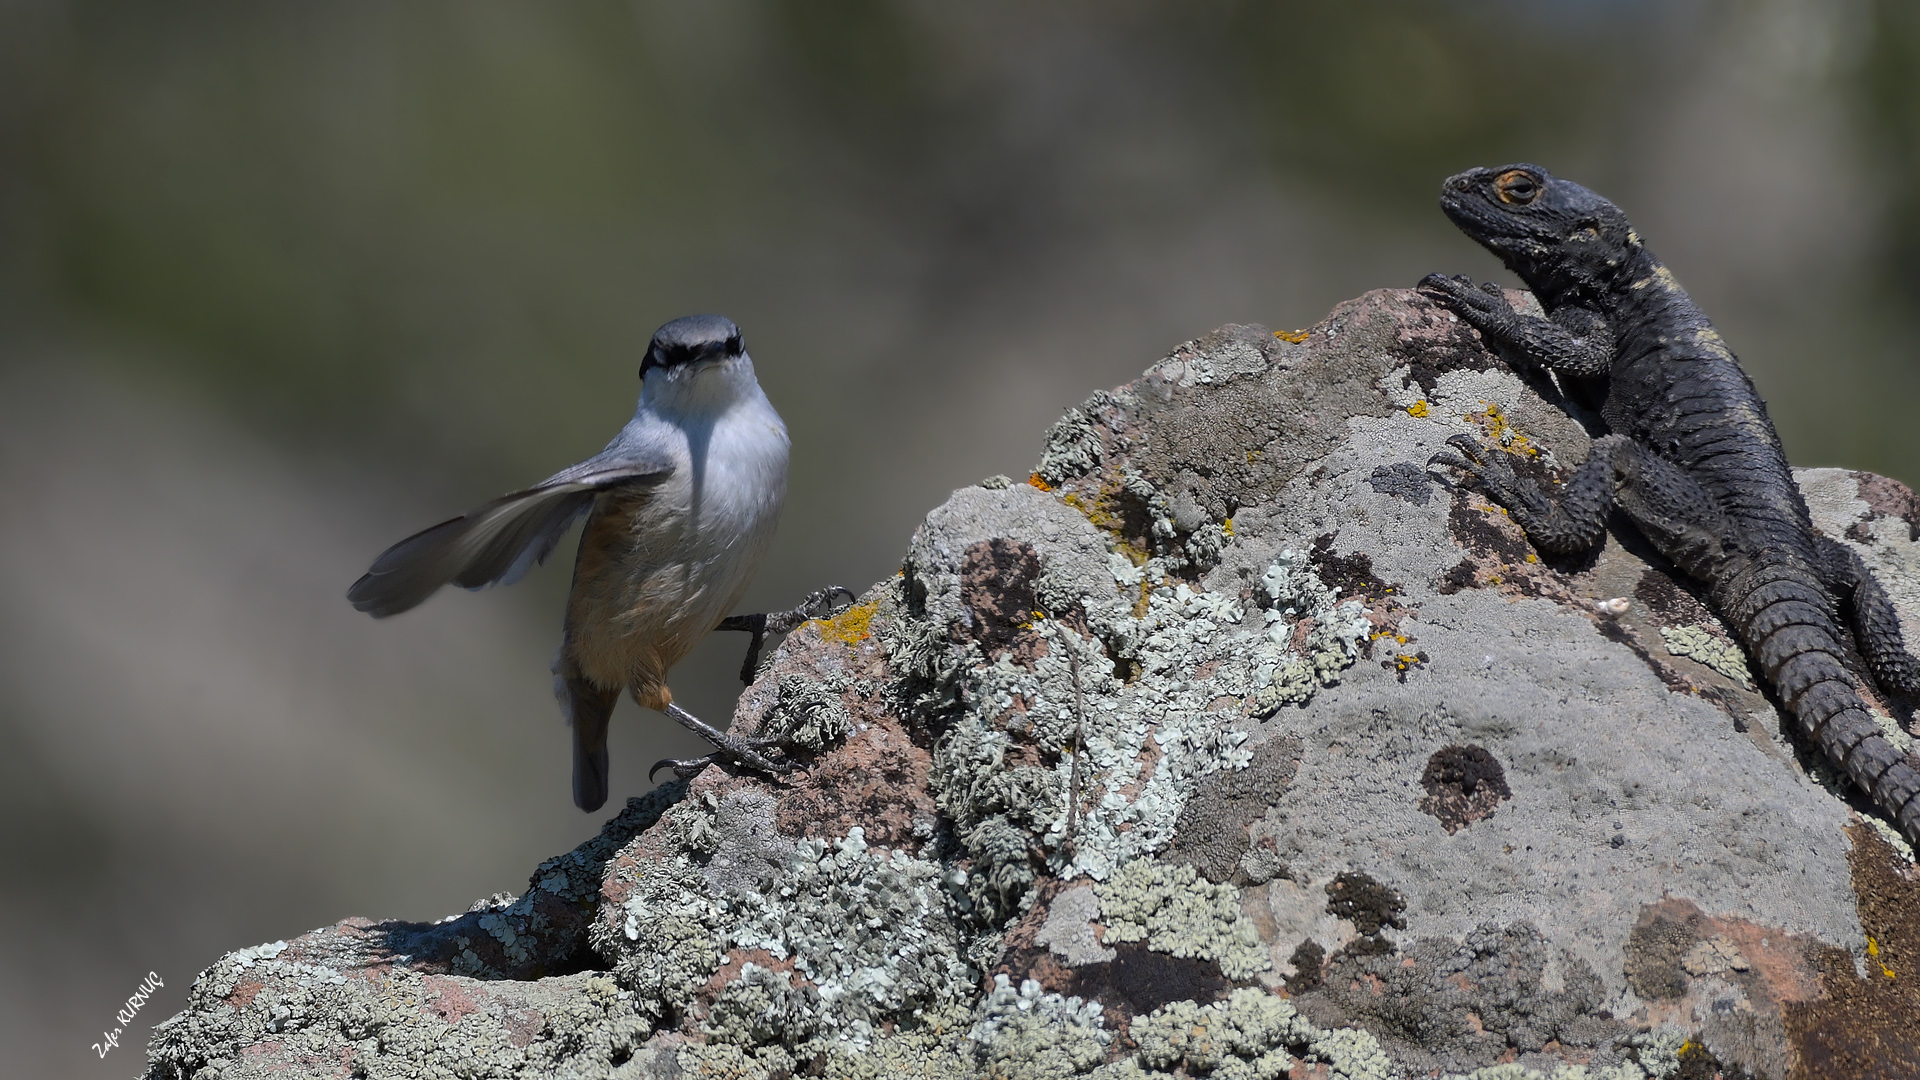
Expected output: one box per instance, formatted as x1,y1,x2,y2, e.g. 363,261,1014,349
1417,273,1513,326
1428,434,1538,513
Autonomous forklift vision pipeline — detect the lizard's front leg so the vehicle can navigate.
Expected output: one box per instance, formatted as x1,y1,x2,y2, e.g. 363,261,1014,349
1417,274,1612,379
1430,433,1624,555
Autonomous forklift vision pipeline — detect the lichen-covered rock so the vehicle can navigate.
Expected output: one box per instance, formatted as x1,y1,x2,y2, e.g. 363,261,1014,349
147,290,1920,1080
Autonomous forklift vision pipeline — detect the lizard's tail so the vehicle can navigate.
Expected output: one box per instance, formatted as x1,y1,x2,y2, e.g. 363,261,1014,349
1735,566,1920,844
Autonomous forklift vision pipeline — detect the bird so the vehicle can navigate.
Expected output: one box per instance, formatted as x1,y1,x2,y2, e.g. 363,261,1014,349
347,314,847,811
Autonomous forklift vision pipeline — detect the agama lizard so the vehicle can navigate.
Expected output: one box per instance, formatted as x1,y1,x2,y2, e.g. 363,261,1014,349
1419,163,1920,845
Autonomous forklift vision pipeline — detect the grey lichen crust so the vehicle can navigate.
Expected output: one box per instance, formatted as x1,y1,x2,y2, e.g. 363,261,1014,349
148,292,1920,1080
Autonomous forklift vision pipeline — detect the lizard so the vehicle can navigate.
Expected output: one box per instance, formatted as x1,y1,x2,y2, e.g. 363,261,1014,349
1417,162,1920,845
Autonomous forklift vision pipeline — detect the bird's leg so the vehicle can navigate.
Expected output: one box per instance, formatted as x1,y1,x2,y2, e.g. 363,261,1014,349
648,702,799,782
716,585,858,685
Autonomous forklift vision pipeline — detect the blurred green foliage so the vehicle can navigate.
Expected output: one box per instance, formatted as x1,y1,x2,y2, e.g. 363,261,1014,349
1,0,1916,483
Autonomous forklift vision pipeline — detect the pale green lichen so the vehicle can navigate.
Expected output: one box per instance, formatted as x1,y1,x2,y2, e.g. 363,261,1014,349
1658,624,1753,688
623,816,976,1059
715,827,973,1046
1104,988,1392,1080
612,806,729,1020
1630,1029,1690,1080
759,672,854,752
965,974,1112,1078
1444,1064,1653,1080
1036,393,1115,486
906,513,1379,933
1094,861,1270,979
1247,549,1371,716
1126,990,1297,1079
1871,707,1917,754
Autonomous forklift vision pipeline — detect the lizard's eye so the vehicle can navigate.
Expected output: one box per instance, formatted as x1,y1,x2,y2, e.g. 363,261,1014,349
1495,171,1541,205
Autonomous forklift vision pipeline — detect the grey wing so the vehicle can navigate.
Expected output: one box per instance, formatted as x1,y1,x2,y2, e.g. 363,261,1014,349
347,446,672,618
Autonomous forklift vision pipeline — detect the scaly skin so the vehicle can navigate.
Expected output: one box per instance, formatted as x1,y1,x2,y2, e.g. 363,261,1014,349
1421,164,1920,844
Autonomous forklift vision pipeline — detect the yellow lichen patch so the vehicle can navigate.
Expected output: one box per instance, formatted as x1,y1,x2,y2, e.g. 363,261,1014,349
1407,400,1430,418
1868,935,1896,979
1061,491,1111,532
1133,580,1154,619
1467,403,1542,458
817,600,879,646
1027,473,1053,492
1223,518,1235,537
1274,328,1310,344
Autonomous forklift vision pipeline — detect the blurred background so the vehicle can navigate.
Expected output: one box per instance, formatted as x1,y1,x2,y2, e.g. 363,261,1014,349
4,0,1918,1074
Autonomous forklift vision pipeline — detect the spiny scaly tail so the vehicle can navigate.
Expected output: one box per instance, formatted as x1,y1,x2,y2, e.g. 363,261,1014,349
1724,561,1920,841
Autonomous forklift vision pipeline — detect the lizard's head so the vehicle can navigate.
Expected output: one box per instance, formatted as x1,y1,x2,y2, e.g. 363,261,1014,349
1438,164,1638,302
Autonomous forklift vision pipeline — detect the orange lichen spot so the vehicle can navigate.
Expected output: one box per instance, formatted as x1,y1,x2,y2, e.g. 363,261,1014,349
1027,473,1053,492
818,600,879,646
1407,400,1430,418
1274,328,1311,344
1525,553,1538,564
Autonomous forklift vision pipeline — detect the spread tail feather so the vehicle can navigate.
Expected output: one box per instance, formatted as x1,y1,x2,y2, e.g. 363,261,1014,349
561,674,619,812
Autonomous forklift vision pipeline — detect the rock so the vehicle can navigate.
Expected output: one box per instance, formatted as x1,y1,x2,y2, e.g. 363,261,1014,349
146,289,1920,1080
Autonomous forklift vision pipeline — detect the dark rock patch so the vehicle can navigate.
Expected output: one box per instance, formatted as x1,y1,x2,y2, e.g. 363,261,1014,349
1327,870,1406,957
1784,823,1920,1080
1851,470,1920,542
1286,939,1325,993
1623,904,1702,1000
1418,745,1512,834
1446,495,1538,568
1308,533,1399,603
1368,462,1433,506
1435,557,1481,594
1167,735,1302,882
1632,568,1719,628
1296,920,1624,1079
957,538,1044,664
1388,294,1502,396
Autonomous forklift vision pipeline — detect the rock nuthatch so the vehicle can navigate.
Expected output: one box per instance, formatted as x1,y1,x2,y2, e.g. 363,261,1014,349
348,314,848,810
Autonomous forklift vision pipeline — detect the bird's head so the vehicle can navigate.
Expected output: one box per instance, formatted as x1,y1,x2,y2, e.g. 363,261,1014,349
638,314,758,414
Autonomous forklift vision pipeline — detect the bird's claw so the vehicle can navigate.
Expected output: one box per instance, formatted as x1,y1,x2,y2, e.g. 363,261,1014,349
765,585,858,635
647,734,799,783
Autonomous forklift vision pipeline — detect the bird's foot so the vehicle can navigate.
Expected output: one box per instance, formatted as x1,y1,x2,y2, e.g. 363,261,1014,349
761,585,859,634
717,585,858,685
648,732,798,783
650,702,800,782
